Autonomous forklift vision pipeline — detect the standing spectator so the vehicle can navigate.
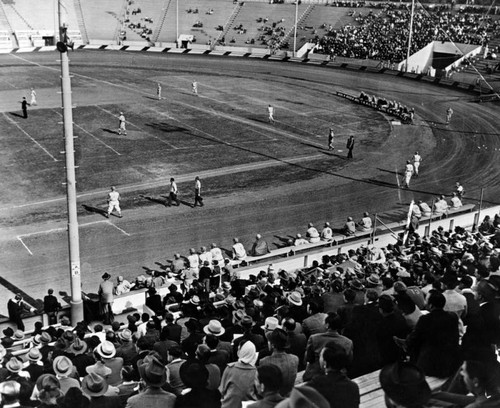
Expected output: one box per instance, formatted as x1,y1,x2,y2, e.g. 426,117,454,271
7,294,35,331
30,87,37,106
53,356,80,394
25,347,44,382
193,176,204,207
219,340,258,408
232,238,247,261
21,97,28,118
303,312,353,382
267,104,275,123
346,136,355,159
126,355,176,407
405,292,460,378
106,186,122,219
98,273,114,324
145,287,163,316
248,365,284,408
306,343,360,408
259,329,298,397
166,345,186,395
115,329,137,366
167,178,180,207
118,112,126,135
44,289,61,325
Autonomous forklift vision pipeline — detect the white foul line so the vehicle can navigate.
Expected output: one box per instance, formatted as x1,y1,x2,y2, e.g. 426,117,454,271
106,220,131,236
17,237,33,256
2,112,59,162
52,110,122,156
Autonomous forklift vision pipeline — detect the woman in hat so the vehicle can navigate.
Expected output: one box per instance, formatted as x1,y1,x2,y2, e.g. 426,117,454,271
219,340,258,408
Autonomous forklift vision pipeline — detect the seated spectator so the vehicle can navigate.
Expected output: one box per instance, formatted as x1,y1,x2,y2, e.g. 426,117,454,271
442,273,467,318
250,234,271,256
259,328,298,397
434,195,449,217
450,192,463,209
275,385,329,408
478,215,496,235
306,223,320,243
248,364,284,408
357,212,372,231
380,361,431,408
232,238,247,260
114,276,133,296
366,245,386,264
320,222,333,241
145,287,163,316
306,342,360,408
293,234,308,246
343,217,356,235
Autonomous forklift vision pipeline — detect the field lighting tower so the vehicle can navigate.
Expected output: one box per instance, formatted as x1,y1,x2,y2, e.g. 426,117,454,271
57,0,83,324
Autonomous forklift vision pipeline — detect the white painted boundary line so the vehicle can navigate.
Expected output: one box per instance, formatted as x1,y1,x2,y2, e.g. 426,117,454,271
17,237,33,256
2,113,59,162
52,110,122,156
107,220,131,236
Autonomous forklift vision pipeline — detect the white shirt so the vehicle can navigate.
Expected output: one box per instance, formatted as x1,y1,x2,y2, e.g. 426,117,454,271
232,243,247,260
321,227,333,240
170,181,178,194
210,247,224,263
195,179,201,191
108,190,119,202
413,154,421,163
268,106,274,115
405,163,414,173
119,114,125,123
199,251,212,265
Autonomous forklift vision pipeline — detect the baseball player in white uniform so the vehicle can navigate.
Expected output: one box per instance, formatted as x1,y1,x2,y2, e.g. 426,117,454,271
403,160,414,188
118,112,127,135
157,83,162,100
412,151,422,177
192,80,198,95
107,186,122,218
30,88,37,106
268,104,275,123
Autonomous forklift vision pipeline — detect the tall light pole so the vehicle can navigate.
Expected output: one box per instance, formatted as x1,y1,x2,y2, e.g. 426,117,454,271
293,0,298,57
176,0,179,44
58,0,83,324
406,0,415,72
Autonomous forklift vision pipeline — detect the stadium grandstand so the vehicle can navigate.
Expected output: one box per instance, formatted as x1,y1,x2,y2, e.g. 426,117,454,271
0,0,499,407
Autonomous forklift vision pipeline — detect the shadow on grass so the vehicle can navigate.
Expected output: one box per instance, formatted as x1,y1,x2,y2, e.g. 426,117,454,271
102,128,119,135
9,112,25,119
139,194,167,206
82,204,107,218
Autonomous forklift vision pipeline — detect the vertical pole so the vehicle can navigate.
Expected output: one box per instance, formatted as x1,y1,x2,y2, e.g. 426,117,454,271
371,213,377,245
427,199,434,236
176,0,179,45
293,0,298,57
406,0,415,72
59,0,83,324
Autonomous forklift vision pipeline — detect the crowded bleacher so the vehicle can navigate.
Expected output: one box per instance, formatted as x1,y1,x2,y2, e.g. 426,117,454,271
0,201,499,407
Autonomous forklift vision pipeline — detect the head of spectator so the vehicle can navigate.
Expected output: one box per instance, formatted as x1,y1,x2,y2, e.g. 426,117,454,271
6,357,24,374
262,316,281,334
343,288,356,304
195,343,211,363
283,386,329,408
203,319,225,337
95,340,116,361
0,381,21,407
238,340,257,366
204,334,219,351
427,292,446,310
139,355,166,388
282,317,296,333
365,288,379,304
325,312,342,332
380,361,431,408
37,374,63,405
378,295,396,316
256,364,282,397
82,372,108,398
57,387,90,408
69,337,88,356
461,359,500,400
168,345,183,363
53,356,74,378
320,341,351,373
287,291,303,307
476,280,498,303
136,335,155,353
267,328,289,352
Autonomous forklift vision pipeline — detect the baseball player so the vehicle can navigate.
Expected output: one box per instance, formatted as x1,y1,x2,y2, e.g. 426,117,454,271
30,88,37,106
192,80,198,95
412,151,422,177
446,107,453,124
268,104,275,123
118,112,127,135
107,186,122,218
157,83,162,100
328,128,335,151
403,160,414,188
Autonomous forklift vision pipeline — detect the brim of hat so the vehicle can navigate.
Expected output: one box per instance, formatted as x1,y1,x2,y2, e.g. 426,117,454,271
28,355,42,361
379,365,431,406
82,380,108,397
367,279,379,286
138,363,167,387
97,348,116,359
86,366,112,377
6,365,21,373
54,368,72,377
203,325,225,336
288,297,302,306
70,345,87,355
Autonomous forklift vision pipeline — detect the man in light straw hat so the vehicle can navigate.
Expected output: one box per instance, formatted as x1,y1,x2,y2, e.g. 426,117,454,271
94,340,123,386
25,347,44,382
203,319,225,337
53,355,80,394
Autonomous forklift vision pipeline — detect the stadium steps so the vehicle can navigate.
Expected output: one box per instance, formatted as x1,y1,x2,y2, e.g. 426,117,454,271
72,0,90,44
151,0,172,43
215,1,243,46
4,2,33,31
277,3,314,50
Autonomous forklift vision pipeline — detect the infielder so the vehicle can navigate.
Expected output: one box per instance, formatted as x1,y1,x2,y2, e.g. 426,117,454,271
118,112,127,135
192,80,198,95
107,186,122,218
403,160,414,188
446,107,453,124
30,88,37,106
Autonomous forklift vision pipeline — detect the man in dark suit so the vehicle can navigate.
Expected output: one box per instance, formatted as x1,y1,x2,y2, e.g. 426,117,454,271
21,97,28,118
98,273,114,324
205,334,230,374
282,318,306,371
43,289,61,325
406,292,460,378
161,312,182,344
153,328,179,365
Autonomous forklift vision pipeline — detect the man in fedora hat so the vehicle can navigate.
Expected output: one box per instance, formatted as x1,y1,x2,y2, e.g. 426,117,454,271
287,291,308,323
233,315,265,355
98,273,114,324
68,338,95,377
53,355,80,394
127,355,176,407
82,372,122,407
25,347,44,382
0,381,25,408
115,329,137,366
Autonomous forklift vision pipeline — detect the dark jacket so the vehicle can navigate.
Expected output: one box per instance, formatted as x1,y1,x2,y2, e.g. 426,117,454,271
307,370,360,408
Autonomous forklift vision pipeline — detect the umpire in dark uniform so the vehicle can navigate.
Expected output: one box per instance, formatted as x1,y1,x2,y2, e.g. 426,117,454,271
21,97,28,118
346,136,355,159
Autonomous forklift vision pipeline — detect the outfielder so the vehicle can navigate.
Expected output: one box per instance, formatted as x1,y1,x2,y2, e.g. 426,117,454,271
107,186,122,218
